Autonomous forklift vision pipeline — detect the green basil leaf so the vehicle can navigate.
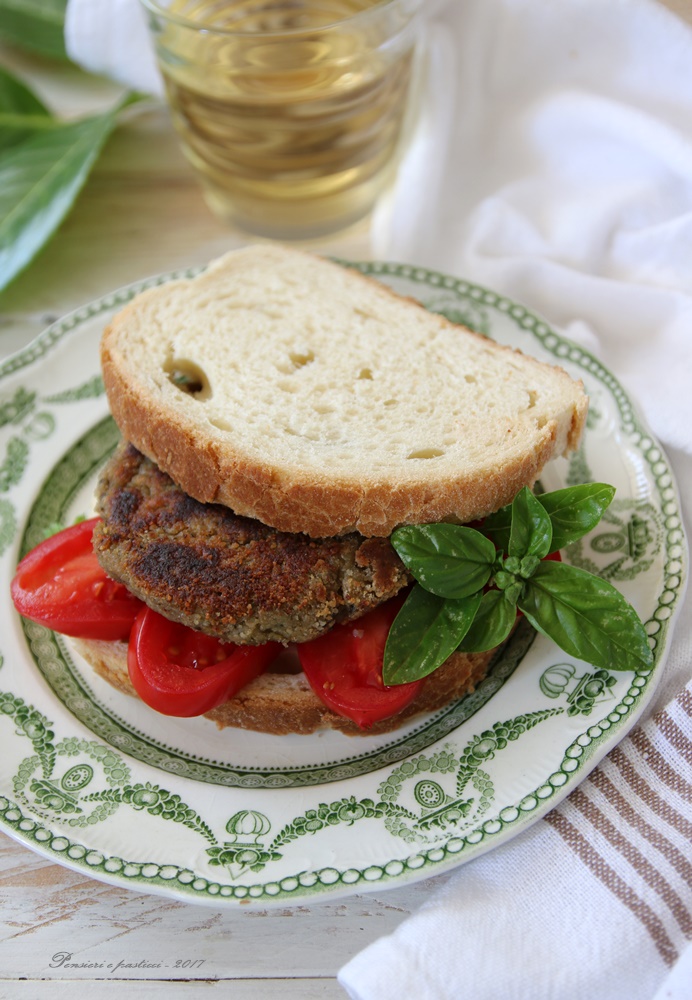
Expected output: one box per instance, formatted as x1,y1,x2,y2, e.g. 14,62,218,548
518,560,653,671
391,523,496,599
383,585,482,685
538,483,616,551
482,483,616,555
0,66,53,152
0,0,69,60
457,588,517,653
509,487,552,560
0,98,129,293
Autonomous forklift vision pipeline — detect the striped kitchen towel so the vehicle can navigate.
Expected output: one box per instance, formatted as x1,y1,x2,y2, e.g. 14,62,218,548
544,688,692,972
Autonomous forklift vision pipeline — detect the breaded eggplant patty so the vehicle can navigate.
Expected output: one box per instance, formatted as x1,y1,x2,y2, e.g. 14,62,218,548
93,442,410,645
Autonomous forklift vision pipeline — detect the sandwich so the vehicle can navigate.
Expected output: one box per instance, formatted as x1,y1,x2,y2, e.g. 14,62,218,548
11,245,592,736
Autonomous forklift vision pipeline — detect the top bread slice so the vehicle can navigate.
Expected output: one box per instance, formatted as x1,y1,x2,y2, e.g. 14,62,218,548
101,244,588,538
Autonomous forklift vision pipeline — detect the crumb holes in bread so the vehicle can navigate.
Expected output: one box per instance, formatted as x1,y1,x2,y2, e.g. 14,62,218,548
527,390,538,409
464,374,477,384
289,349,315,369
283,426,319,441
357,367,374,380
407,448,446,460
275,350,315,376
209,417,232,433
384,399,398,408
165,359,211,400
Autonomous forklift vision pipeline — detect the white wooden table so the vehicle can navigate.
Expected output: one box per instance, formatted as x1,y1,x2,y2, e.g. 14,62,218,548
0,41,456,1000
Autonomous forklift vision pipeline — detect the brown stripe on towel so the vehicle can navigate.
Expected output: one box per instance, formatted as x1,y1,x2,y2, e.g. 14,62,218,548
609,746,692,842
630,730,692,802
570,787,692,936
588,768,692,886
656,712,692,766
679,687,692,718
544,809,679,966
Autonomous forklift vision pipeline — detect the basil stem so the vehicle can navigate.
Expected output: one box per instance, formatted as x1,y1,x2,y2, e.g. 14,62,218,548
517,560,653,671
383,585,482,685
391,523,496,599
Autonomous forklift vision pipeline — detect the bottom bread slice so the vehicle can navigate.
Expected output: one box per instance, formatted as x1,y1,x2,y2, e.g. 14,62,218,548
72,638,501,737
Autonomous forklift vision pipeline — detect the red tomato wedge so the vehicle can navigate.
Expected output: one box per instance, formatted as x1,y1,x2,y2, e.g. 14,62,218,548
297,597,423,729
128,607,282,717
11,518,143,641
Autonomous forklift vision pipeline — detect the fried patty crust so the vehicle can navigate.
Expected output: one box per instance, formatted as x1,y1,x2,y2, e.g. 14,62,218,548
93,442,410,645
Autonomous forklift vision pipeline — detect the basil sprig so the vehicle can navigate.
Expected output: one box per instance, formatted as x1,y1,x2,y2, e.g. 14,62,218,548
383,483,653,685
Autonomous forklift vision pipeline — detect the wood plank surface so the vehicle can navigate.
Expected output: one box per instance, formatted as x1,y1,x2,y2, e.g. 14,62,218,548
1,981,345,998
0,830,450,983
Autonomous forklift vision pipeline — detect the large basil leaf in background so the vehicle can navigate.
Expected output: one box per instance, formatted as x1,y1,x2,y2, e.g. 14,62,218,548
0,102,124,292
0,64,52,152
0,0,68,59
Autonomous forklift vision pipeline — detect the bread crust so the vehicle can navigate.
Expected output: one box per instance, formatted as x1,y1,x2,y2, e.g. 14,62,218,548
72,637,500,737
100,246,588,538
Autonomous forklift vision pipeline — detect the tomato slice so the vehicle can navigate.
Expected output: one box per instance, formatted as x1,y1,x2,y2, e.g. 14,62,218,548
11,517,143,641
128,607,282,717
297,598,423,730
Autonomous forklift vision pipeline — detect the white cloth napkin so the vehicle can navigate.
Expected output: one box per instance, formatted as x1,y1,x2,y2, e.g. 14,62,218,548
344,1,692,998
372,0,692,461
64,1,692,997
65,0,163,95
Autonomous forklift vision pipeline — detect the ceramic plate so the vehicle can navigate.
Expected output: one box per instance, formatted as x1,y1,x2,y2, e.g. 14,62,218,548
0,262,686,908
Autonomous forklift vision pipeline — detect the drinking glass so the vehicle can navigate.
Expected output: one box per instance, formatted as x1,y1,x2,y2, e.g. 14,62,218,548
140,0,425,239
